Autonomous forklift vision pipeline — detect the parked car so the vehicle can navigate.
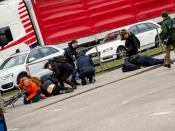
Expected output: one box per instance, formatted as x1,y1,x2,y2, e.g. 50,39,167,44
0,45,64,92
86,21,161,64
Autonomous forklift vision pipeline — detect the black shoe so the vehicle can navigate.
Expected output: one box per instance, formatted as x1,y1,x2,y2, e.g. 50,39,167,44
164,64,171,68
81,80,87,85
72,84,77,89
72,81,80,86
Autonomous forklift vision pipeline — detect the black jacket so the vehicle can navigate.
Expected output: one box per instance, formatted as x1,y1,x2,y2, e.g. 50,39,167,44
50,62,73,78
77,52,95,74
65,44,77,67
125,33,140,57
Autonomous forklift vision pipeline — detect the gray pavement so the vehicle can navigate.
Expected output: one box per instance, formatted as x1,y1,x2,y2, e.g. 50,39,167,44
5,53,175,131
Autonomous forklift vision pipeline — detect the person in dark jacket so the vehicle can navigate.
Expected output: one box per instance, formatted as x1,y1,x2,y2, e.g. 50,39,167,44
40,73,73,97
160,12,175,68
120,29,140,57
65,40,80,85
77,52,95,85
44,59,77,89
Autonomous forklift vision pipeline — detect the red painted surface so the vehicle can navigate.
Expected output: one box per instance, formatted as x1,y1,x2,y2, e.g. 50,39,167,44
31,0,175,45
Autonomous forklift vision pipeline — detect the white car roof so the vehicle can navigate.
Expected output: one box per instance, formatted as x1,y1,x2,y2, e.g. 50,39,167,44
10,45,62,57
109,21,160,33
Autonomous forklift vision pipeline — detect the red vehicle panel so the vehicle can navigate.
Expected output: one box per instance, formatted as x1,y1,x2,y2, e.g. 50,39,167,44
31,0,175,45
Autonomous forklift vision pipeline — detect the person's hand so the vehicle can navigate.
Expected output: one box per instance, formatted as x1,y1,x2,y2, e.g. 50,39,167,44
41,94,46,99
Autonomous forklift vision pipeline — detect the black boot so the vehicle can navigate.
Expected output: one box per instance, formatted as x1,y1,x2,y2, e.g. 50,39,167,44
71,80,80,86
164,64,171,68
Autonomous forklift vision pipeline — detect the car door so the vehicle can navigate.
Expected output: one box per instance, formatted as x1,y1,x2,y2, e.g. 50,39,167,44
27,47,61,76
26,49,44,76
146,22,160,46
135,23,155,49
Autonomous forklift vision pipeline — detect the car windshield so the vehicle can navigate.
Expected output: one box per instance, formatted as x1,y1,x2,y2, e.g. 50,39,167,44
0,53,27,70
102,31,121,43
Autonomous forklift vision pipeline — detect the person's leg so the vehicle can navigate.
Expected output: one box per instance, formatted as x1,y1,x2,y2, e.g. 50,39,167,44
71,68,80,85
61,71,76,89
88,70,95,83
81,77,87,85
164,45,171,68
31,90,41,103
71,68,76,82
139,56,164,66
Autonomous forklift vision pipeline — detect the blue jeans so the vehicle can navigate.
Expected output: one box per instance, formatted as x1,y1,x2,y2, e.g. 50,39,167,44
71,68,77,82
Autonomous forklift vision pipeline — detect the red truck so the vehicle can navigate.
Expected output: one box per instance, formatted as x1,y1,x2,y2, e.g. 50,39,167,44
0,0,174,62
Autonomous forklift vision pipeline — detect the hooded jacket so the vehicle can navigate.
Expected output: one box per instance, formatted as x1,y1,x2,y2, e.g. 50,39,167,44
77,52,94,74
160,16,175,44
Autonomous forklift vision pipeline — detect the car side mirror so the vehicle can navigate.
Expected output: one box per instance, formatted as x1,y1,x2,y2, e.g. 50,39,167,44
28,57,35,62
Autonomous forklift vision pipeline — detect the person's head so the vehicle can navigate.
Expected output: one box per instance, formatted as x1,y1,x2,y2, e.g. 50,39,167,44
70,40,78,48
44,61,53,70
162,11,169,19
16,49,20,53
21,77,31,87
120,29,129,40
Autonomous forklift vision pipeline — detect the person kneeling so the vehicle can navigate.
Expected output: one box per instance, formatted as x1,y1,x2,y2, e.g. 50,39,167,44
18,77,45,104
77,52,96,85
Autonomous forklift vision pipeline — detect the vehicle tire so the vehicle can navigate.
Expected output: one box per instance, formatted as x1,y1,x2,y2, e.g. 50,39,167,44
17,73,27,84
155,36,160,47
116,46,126,59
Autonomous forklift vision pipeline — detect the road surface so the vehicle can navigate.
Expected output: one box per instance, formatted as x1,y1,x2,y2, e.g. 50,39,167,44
6,65,175,131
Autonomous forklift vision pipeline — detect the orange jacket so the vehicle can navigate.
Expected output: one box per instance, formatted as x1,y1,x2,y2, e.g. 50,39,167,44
19,79,40,100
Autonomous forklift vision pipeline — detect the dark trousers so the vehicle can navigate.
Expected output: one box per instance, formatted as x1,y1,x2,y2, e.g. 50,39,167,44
59,70,74,88
79,69,95,83
23,91,41,104
129,55,164,67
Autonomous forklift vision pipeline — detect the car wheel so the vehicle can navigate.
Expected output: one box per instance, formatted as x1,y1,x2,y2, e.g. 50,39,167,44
116,46,126,59
17,73,27,84
155,36,160,47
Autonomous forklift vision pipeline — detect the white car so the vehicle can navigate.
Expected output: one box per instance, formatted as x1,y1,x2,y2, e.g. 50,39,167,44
0,45,64,92
86,21,161,63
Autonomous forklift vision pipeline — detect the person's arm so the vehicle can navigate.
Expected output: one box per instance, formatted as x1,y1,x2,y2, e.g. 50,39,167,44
89,57,94,67
27,84,38,100
160,24,168,40
130,35,140,50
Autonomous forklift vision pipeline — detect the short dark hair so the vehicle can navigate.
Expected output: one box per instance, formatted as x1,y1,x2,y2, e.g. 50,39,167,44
44,61,51,69
70,40,78,45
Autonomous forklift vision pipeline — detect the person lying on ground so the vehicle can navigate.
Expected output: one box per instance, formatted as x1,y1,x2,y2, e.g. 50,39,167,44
44,57,77,89
77,52,96,85
122,54,164,72
40,73,74,97
17,76,46,104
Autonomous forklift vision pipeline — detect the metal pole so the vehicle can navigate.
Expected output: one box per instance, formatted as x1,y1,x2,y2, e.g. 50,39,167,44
95,46,104,72
156,28,164,54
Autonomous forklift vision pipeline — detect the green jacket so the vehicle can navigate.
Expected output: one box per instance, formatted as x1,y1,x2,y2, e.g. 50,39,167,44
160,16,175,44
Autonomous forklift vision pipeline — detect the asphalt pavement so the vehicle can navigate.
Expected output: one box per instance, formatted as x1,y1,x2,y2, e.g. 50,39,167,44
5,53,175,131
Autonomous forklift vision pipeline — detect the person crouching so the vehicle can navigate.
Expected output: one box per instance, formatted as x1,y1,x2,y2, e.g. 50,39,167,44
18,77,45,104
77,52,96,85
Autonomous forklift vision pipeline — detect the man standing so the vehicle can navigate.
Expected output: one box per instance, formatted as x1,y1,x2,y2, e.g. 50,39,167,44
65,40,80,85
160,11,175,68
120,29,140,57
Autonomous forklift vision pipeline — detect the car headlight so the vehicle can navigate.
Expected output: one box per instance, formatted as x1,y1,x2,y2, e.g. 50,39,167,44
103,47,113,53
0,73,14,80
